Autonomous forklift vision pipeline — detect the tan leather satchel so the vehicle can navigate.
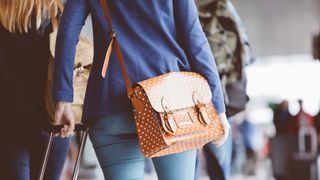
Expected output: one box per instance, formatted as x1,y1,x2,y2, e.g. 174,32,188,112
100,0,225,157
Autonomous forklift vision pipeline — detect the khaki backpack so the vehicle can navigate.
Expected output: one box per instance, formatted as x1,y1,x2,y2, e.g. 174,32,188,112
196,0,253,117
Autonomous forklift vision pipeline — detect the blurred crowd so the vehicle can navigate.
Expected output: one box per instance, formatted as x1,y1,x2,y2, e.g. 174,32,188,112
273,99,317,137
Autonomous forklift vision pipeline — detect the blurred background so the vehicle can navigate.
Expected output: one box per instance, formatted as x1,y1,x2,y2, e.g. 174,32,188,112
61,0,320,179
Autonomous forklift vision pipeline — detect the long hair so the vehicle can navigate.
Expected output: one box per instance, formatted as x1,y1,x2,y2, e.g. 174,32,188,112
0,0,63,33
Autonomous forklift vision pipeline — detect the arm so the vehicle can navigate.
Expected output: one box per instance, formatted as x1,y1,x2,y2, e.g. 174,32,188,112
173,0,225,114
173,0,229,146
53,0,89,102
53,0,89,137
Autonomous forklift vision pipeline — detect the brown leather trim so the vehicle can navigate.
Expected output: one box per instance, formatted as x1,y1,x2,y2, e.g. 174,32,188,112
101,38,114,78
99,0,134,96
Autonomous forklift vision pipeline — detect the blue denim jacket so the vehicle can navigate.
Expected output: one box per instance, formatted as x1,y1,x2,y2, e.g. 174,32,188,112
53,0,225,123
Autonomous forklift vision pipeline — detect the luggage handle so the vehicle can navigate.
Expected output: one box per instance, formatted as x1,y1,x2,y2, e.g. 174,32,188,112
298,125,317,155
39,124,89,180
51,124,86,133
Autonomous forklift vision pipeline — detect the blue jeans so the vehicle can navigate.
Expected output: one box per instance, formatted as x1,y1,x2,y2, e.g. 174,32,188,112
89,113,197,180
0,110,70,180
195,119,233,180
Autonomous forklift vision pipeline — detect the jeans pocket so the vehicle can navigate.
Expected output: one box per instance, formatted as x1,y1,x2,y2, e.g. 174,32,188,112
113,114,136,134
89,116,116,135
89,113,136,135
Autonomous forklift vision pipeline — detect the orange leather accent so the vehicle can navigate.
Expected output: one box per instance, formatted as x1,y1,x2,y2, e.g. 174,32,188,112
99,0,112,28
113,40,134,96
198,105,212,125
130,96,144,112
132,82,224,158
101,38,114,78
100,0,134,96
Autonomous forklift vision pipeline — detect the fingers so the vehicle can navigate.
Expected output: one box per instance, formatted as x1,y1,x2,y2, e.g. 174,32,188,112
54,107,64,137
59,125,74,138
218,124,230,147
60,125,68,138
214,112,230,147
213,130,227,147
53,102,75,138
65,124,75,137
64,104,75,137
68,121,75,136
216,133,228,147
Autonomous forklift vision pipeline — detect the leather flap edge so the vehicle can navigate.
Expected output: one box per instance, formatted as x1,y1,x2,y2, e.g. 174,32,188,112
137,72,212,113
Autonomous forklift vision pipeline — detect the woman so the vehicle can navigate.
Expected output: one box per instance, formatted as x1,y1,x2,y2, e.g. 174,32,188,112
54,0,230,179
0,1,70,179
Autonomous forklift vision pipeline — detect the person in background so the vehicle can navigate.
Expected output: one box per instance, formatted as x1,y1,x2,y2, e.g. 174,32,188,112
237,117,257,175
289,99,314,134
194,0,252,179
314,103,320,151
53,0,230,179
273,100,292,135
230,110,261,176
0,1,70,179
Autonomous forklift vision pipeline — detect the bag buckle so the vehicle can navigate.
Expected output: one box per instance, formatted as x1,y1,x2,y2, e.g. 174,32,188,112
161,97,177,134
128,90,144,111
193,91,211,126
109,30,117,38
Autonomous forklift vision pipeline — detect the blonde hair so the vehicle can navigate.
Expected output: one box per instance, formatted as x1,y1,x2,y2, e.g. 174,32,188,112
0,0,63,33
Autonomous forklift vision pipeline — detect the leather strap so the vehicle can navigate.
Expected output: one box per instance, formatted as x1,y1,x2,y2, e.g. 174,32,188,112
101,37,113,78
99,0,134,97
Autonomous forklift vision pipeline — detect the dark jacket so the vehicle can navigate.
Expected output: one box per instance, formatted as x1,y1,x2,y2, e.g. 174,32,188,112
0,18,51,115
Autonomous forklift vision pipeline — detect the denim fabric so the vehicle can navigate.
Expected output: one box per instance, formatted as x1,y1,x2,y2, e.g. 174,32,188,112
0,110,70,180
203,129,233,180
89,113,197,180
195,120,233,180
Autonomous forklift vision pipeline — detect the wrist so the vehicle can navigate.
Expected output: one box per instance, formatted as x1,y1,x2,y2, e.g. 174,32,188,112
218,113,227,122
56,101,71,105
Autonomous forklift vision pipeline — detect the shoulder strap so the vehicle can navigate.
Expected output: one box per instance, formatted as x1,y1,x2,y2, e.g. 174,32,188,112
99,0,134,97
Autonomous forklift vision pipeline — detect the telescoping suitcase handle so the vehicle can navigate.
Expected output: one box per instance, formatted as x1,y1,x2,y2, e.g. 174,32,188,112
38,124,89,180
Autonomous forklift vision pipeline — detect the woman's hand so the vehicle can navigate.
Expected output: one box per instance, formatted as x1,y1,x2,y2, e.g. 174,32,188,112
214,113,230,147
53,101,75,138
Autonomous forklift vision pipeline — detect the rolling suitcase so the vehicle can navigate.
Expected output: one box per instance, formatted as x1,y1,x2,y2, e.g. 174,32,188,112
288,125,318,180
38,124,89,180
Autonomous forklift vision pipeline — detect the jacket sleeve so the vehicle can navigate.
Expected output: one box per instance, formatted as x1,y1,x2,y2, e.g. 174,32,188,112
53,0,89,102
173,0,226,113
